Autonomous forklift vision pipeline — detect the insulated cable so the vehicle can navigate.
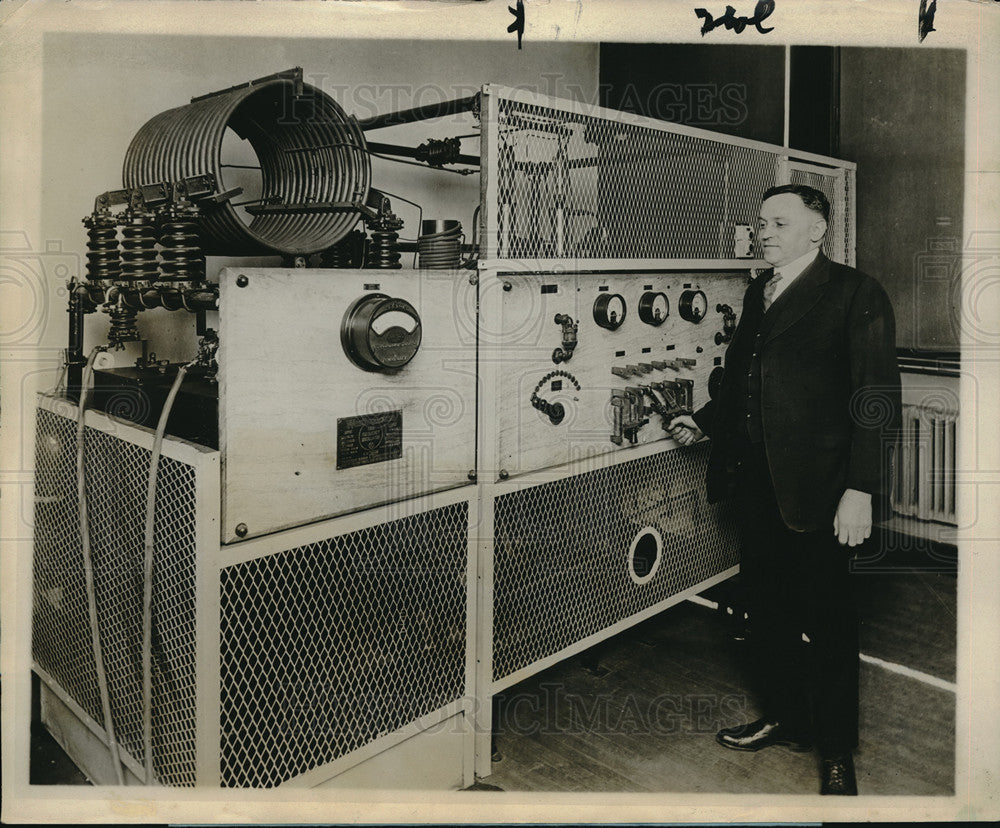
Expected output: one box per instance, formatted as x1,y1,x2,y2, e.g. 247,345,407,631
141,359,196,784
76,345,126,785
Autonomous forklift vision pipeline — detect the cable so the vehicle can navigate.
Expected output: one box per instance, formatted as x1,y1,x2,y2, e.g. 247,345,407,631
461,204,482,268
76,345,126,785
368,150,476,175
141,359,195,784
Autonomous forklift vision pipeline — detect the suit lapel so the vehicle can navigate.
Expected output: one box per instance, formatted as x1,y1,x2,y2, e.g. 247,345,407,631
761,253,832,345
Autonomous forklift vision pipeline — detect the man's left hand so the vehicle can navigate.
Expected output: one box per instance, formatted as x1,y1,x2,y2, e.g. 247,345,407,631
833,488,872,547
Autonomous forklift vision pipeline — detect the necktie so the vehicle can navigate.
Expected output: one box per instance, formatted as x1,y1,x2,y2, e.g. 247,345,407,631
763,271,783,311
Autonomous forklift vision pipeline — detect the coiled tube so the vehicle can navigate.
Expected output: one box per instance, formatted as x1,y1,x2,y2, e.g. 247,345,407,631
417,219,462,269
122,72,370,256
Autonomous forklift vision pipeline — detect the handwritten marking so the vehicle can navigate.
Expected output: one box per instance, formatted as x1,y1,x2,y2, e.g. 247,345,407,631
508,0,525,50
694,0,775,36
919,0,937,42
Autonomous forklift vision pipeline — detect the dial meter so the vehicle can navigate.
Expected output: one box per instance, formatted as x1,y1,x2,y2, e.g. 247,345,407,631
678,289,708,323
593,293,627,330
341,293,422,372
638,291,670,326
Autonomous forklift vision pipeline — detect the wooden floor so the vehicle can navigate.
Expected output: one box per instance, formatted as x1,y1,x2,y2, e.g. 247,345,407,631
485,567,956,795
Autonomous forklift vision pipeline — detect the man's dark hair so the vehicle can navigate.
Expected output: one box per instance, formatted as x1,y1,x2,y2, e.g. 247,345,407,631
762,184,830,224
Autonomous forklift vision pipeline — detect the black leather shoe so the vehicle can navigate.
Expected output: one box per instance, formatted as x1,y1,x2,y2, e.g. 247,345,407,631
715,717,813,752
820,753,858,795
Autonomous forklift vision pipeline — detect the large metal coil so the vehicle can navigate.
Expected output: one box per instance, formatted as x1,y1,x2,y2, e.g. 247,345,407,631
122,76,370,256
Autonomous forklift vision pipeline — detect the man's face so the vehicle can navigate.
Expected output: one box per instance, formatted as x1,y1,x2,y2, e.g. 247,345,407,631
757,193,826,268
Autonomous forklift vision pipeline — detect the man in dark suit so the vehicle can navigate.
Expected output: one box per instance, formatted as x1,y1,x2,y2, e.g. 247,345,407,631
669,184,900,796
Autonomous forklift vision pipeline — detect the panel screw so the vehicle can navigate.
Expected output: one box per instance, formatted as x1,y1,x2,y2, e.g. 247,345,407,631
502,282,512,292
498,469,509,480
236,275,249,288
235,523,248,537
468,273,479,286
467,469,477,481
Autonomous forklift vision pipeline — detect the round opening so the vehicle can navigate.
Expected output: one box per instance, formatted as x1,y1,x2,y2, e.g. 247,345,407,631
628,527,662,585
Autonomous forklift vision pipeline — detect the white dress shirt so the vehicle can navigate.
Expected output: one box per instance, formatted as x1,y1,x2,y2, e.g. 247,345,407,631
769,246,820,305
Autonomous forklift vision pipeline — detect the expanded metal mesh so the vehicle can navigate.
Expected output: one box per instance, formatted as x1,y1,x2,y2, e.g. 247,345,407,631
33,408,103,724
487,91,856,266
32,406,199,786
492,443,738,682
219,502,468,788
789,164,854,267
491,95,780,261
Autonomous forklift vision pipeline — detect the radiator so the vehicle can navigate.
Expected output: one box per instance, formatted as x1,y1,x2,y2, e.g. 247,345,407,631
892,403,958,524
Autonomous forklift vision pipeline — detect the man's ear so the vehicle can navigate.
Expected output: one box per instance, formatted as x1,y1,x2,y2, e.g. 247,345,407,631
810,218,828,243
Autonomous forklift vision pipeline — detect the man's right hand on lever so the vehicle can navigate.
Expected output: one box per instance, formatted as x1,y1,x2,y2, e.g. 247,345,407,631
667,414,704,446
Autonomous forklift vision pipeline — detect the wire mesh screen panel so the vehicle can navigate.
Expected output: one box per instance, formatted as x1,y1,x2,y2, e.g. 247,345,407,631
33,407,103,724
219,502,468,788
31,404,199,786
492,443,738,683
788,162,854,266
488,90,780,261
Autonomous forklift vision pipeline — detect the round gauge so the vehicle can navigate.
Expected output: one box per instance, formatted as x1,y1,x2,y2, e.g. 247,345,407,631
341,293,422,372
708,366,725,400
593,293,627,330
638,291,670,326
678,289,708,323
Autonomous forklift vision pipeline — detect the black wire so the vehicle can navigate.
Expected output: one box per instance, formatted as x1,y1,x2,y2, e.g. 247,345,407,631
368,150,476,175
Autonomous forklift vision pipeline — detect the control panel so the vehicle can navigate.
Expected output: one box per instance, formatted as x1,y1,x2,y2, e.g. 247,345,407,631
219,267,476,541
492,271,746,477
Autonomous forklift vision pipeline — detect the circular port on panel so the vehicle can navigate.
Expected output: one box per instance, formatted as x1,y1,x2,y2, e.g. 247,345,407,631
628,526,663,585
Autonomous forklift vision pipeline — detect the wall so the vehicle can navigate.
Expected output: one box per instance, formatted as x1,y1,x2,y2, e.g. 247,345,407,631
839,47,965,352
599,43,785,145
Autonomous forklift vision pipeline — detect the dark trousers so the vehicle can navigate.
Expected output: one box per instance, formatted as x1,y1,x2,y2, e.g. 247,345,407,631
735,441,859,755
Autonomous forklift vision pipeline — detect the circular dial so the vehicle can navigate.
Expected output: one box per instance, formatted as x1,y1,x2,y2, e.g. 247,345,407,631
678,289,708,323
593,293,627,330
638,291,670,326
341,293,422,372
